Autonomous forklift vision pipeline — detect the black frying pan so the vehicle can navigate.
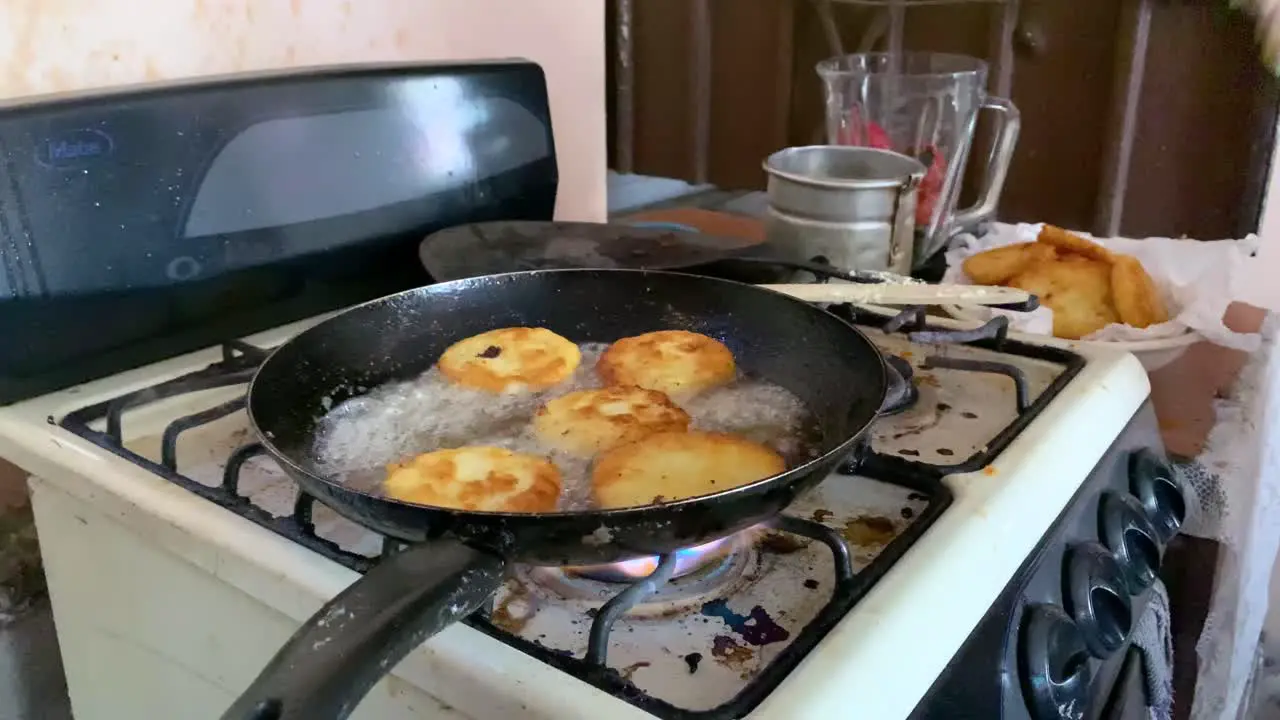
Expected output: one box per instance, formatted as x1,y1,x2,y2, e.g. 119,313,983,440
418,219,878,285
225,269,890,720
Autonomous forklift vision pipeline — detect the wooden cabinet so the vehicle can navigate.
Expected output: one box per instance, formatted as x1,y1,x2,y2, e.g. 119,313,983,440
608,0,1279,240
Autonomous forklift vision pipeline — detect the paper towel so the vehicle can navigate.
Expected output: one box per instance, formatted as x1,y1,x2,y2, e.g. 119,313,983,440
942,222,1262,351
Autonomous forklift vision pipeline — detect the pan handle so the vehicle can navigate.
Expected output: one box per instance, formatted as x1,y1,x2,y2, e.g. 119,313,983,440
223,539,507,720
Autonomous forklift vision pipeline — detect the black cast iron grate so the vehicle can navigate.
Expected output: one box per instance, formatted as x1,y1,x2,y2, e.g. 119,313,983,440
57,305,1083,720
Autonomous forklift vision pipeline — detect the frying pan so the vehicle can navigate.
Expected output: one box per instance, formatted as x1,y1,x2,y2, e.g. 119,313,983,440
418,220,775,281
225,269,891,720
418,221,1039,311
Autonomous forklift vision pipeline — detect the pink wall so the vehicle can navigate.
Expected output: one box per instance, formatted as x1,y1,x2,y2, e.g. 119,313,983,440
1251,123,1280,311
0,0,607,221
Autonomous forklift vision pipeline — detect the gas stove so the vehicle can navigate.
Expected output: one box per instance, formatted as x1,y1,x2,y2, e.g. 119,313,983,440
0,62,1180,720
0,300,1164,720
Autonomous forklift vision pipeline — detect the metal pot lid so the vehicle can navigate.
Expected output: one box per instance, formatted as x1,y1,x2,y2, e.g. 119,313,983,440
419,221,764,282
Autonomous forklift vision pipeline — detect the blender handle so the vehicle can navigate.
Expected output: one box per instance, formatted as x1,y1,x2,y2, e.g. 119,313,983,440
952,97,1021,231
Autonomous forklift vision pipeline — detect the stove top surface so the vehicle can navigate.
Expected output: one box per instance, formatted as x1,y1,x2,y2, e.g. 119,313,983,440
0,304,1153,720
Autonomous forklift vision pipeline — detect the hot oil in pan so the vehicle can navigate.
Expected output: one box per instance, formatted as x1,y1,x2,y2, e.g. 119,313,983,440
311,342,821,511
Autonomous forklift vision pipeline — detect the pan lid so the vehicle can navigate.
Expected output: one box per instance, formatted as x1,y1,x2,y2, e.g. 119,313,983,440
419,221,763,282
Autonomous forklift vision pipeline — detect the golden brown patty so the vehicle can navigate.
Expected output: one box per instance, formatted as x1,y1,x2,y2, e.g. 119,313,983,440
383,446,561,512
596,330,736,397
437,327,581,393
961,242,1058,286
591,431,786,509
1036,224,1114,264
1008,255,1118,340
1110,255,1170,329
533,386,691,457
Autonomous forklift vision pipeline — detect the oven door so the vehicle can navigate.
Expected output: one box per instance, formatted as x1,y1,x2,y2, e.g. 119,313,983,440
1099,648,1149,720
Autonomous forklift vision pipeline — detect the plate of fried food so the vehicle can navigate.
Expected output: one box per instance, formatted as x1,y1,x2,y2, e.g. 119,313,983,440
943,224,1201,370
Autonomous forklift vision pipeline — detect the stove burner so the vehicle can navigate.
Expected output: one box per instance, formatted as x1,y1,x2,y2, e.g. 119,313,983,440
522,535,762,618
566,534,743,583
879,355,919,416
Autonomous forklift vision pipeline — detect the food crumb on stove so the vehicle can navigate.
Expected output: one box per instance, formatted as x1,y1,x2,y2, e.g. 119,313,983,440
961,411,978,419
936,402,951,412
900,507,915,519
619,661,650,681
937,448,954,456
684,652,703,674
477,345,503,358
915,373,940,387
983,466,998,476
759,532,807,554
803,578,819,590
811,508,833,523
899,448,920,457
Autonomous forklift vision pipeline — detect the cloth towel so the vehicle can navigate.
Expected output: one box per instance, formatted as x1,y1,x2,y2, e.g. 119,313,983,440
1132,577,1175,720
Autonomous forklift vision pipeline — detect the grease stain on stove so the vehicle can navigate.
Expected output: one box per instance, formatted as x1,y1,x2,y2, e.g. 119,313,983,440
700,599,790,646
841,515,897,548
710,635,756,677
803,578,819,590
811,508,833,523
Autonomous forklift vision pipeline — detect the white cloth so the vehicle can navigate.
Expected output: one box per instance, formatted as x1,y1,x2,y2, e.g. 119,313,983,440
1186,312,1280,719
1132,577,1174,720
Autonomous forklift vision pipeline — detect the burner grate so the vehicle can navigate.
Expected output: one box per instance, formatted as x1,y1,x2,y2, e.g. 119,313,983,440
58,338,953,720
832,304,1088,473
461,464,949,720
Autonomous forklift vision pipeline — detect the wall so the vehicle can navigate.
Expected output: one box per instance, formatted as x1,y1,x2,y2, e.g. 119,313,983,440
0,0,607,222
1248,116,1280,311
0,0,606,506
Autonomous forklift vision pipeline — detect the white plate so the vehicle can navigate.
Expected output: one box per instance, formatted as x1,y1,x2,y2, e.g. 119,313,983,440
937,304,1201,371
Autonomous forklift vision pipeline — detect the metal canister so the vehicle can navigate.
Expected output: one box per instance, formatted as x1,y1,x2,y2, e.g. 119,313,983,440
762,145,925,276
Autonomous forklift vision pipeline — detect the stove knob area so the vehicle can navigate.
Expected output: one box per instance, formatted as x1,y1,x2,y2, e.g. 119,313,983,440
1098,492,1163,595
1018,604,1093,720
1065,542,1133,658
1128,448,1187,542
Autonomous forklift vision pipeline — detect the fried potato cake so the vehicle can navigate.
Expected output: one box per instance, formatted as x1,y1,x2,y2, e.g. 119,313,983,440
1008,255,1119,340
438,327,580,393
533,385,691,457
1110,255,1170,328
961,242,1058,285
1036,225,1114,264
383,446,561,512
591,431,785,509
597,330,736,397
